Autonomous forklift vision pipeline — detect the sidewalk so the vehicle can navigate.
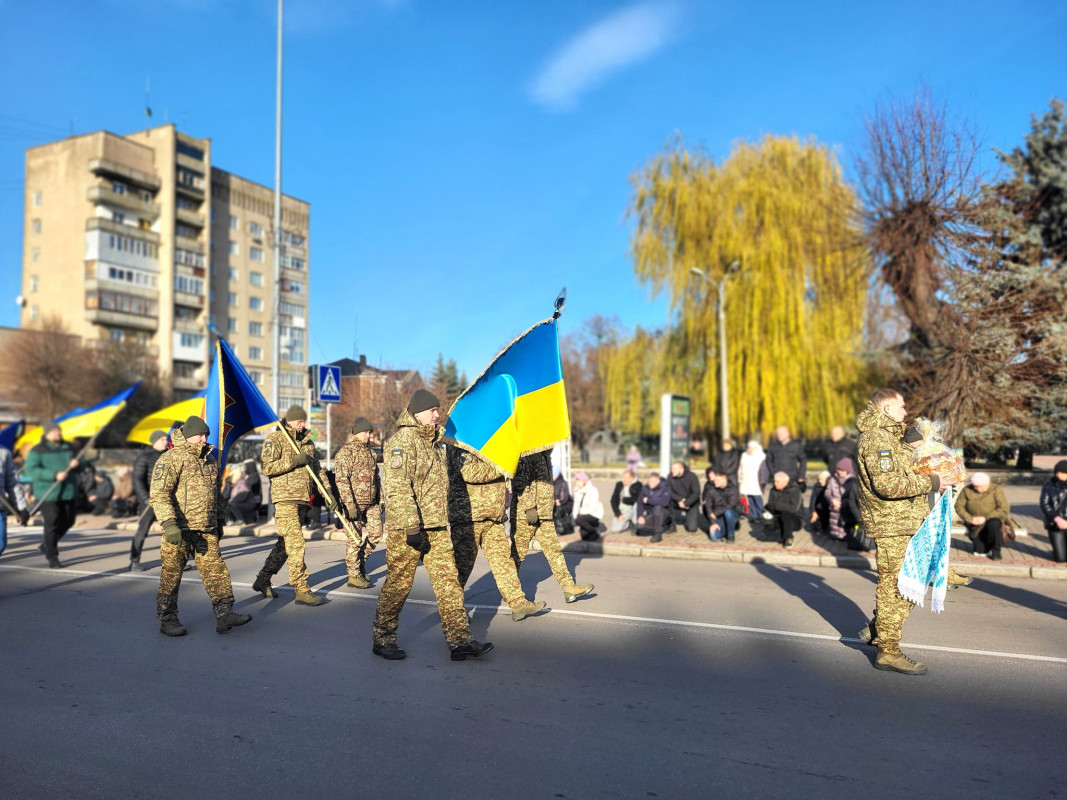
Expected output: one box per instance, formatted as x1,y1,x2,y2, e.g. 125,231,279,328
99,479,1066,581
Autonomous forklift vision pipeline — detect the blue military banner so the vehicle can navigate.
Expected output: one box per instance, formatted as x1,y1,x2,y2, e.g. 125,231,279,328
204,338,278,471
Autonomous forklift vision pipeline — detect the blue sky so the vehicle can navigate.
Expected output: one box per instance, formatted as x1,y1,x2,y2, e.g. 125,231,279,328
1,0,1064,380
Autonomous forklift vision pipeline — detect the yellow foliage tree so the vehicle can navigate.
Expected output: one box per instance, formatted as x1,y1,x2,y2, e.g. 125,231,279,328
605,135,870,440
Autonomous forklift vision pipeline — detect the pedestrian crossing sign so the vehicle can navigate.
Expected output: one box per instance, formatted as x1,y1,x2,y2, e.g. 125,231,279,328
316,365,341,403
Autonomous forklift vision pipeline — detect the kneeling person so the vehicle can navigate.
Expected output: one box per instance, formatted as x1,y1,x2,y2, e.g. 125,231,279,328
150,416,251,636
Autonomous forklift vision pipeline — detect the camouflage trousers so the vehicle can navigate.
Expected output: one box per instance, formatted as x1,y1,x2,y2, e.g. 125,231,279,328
512,518,576,593
872,535,915,652
156,534,235,621
257,503,309,592
451,519,526,609
372,527,472,649
345,506,384,580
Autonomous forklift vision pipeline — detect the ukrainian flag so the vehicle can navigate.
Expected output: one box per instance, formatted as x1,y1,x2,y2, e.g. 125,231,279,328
445,318,569,476
0,419,23,452
126,390,208,445
204,338,278,470
16,382,141,450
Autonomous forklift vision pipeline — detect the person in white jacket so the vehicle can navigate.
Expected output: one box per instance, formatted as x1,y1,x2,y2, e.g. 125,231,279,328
738,441,768,520
572,472,604,542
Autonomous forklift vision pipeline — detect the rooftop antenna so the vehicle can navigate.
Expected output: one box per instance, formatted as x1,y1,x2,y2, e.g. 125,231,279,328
145,75,152,118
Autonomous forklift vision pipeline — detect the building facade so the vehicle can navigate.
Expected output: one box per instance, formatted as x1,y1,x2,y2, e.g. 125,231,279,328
21,124,309,404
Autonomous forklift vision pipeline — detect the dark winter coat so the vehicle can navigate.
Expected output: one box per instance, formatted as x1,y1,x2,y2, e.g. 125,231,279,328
839,475,862,530
667,465,700,509
711,448,740,485
554,474,573,516
133,446,163,508
766,439,807,482
635,479,671,518
702,480,741,519
610,479,642,517
766,481,803,516
1040,477,1067,529
824,438,859,474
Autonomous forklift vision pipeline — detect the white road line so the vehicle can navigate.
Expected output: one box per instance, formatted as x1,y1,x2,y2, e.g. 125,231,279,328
3,563,1065,665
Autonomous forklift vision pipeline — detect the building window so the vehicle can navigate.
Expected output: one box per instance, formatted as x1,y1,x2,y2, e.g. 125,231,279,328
174,275,204,295
249,221,263,237
109,329,124,342
228,292,238,308
249,321,262,336
176,223,198,239
249,247,264,262
250,271,263,287
249,296,263,311
249,346,262,361
283,230,305,247
29,275,38,292
290,349,305,364
210,288,216,303
31,248,40,263
280,301,304,317
29,305,39,321
229,242,239,256
229,215,238,230
32,219,41,235
285,280,304,294
33,191,42,206
179,333,204,349
249,370,262,385
228,317,237,333
111,181,126,195
173,362,197,379
113,212,125,224
228,267,239,282
177,141,205,161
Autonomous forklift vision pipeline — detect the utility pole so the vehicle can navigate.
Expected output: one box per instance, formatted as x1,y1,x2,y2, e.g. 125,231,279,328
690,261,740,442
270,0,283,411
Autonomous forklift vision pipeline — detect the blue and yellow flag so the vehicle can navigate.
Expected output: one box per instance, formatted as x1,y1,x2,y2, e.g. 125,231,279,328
16,383,141,450
0,419,23,452
204,338,278,470
445,318,569,476
126,390,207,445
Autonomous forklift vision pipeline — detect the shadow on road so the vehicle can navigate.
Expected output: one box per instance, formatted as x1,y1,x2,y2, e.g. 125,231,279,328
754,563,871,639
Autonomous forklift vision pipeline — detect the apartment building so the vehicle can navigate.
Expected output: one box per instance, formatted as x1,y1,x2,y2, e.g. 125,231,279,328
20,123,309,405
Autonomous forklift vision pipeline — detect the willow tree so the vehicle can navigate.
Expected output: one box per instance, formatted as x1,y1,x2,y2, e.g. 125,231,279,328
604,135,870,439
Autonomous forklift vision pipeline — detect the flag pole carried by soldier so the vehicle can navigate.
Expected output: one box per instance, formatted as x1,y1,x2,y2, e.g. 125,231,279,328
333,416,384,589
252,405,339,606
149,415,252,637
371,389,493,662
448,446,546,622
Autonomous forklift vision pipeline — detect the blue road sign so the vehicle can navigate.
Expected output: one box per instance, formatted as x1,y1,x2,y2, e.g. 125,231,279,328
317,365,342,403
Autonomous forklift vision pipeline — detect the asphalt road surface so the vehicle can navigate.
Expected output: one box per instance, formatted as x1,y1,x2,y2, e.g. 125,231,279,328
1,525,1065,800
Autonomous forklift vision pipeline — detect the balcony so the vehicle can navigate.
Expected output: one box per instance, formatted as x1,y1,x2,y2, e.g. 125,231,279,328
174,317,202,334
88,157,161,192
172,374,203,392
87,186,160,219
86,216,160,245
86,308,158,332
85,277,159,301
175,179,204,199
174,291,204,309
175,235,205,253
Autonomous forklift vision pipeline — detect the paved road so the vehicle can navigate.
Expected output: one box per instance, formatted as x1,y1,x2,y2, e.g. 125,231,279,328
1,526,1065,799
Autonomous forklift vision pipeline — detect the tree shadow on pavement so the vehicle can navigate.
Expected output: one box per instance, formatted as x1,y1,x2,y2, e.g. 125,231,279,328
754,563,871,639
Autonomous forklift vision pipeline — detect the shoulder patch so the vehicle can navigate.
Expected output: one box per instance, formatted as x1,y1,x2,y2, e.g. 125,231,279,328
390,449,403,469
263,442,274,460
878,450,893,472
153,463,164,481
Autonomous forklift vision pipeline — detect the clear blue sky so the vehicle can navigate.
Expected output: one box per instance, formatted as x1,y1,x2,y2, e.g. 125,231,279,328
1,0,1064,380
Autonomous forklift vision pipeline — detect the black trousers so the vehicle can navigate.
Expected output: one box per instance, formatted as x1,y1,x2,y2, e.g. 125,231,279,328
968,517,1003,555
131,505,156,560
771,510,802,543
669,505,700,532
575,514,600,541
41,500,77,558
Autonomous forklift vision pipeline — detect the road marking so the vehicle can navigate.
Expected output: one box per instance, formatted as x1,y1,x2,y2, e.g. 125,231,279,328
3,562,1065,665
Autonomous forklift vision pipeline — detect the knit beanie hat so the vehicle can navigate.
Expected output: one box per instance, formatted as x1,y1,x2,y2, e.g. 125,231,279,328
407,389,440,415
284,405,308,422
1054,460,1067,475
836,457,854,473
149,430,167,445
181,416,210,437
351,416,373,435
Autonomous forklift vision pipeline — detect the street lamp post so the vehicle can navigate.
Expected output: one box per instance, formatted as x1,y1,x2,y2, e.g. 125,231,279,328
690,261,740,443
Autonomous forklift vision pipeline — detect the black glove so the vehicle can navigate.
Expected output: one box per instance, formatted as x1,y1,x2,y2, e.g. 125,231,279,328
162,521,182,546
524,507,540,527
293,452,308,467
797,479,807,493
18,508,30,526
405,527,430,554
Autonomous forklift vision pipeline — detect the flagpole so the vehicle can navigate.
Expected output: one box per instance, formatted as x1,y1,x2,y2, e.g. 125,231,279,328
28,430,103,517
270,0,283,412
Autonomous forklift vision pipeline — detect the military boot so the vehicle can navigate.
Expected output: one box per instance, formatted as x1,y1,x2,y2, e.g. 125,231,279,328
160,618,187,637
216,611,253,634
450,639,494,661
511,599,547,622
347,571,373,589
372,643,406,660
563,584,594,604
873,649,928,675
252,575,279,599
857,619,876,645
294,589,325,606
128,558,144,572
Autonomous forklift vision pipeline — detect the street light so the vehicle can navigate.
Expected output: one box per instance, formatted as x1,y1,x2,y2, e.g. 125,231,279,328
690,260,741,442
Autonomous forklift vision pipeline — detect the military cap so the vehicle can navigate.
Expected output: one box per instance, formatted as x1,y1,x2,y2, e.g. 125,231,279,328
407,389,440,415
351,416,373,435
181,416,210,437
284,405,308,422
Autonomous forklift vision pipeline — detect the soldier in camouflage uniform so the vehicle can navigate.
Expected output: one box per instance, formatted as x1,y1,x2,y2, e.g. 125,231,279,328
511,451,593,604
447,447,546,622
253,405,337,606
150,416,252,637
333,416,383,588
855,389,959,675
372,389,493,661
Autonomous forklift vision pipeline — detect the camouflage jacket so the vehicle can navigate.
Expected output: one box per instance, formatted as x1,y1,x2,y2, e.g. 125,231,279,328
334,435,380,512
149,428,225,532
511,451,554,524
855,406,937,538
382,409,447,531
261,425,327,505
447,447,506,524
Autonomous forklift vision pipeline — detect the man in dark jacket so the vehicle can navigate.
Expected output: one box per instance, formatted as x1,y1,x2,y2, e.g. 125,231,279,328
667,461,701,533
24,425,84,568
1040,460,1067,563
635,472,671,542
766,426,807,491
711,439,740,488
609,469,642,533
702,467,740,542
128,429,169,572
766,471,803,548
823,426,858,479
